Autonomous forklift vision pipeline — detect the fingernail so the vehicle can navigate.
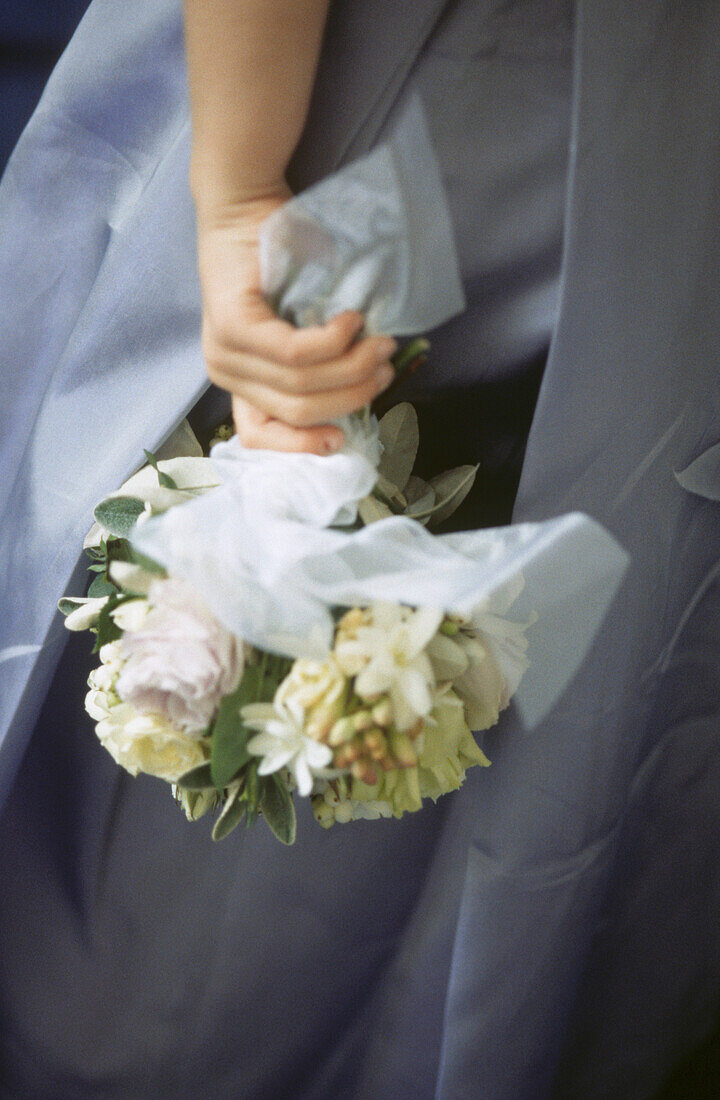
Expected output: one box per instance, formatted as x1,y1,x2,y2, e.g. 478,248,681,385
375,365,395,392
376,338,398,360
322,434,343,454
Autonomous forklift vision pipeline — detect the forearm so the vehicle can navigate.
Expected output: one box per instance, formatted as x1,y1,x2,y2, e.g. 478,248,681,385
184,0,329,216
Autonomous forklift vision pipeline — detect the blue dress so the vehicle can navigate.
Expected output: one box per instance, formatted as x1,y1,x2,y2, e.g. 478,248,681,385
1,1,719,1096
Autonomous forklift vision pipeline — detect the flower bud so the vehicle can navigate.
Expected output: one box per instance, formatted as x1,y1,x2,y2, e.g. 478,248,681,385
351,760,378,785
328,716,356,747
363,728,387,761
312,797,336,829
389,731,418,769
371,700,393,728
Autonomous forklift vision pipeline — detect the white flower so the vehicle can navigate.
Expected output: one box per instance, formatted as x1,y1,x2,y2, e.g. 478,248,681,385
334,603,442,731
458,580,534,730
85,643,206,782
275,657,348,740
63,596,109,631
110,598,150,633
243,696,333,797
116,577,244,734
95,703,207,782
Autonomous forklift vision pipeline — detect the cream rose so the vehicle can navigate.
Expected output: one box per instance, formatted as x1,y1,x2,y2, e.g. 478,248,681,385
95,704,207,782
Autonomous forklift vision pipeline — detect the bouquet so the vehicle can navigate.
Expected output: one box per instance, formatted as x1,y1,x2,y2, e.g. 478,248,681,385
59,99,628,845
61,389,533,844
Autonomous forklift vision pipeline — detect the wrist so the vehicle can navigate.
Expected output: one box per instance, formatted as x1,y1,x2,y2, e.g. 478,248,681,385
190,168,290,231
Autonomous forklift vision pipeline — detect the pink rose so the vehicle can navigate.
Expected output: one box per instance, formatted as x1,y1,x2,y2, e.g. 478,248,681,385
116,578,244,733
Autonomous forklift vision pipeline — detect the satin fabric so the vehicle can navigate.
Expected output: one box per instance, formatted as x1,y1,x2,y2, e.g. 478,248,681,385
1,1,719,1097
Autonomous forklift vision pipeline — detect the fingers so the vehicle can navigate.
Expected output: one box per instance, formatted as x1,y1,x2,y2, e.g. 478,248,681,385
228,361,394,428
205,326,397,398
232,396,344,455
232,307,366,367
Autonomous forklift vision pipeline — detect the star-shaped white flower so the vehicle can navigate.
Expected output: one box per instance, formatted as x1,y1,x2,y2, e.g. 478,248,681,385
243,696,333,797
334,603,443,732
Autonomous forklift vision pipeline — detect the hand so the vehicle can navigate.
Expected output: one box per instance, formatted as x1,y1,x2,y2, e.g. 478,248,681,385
196,191,397,453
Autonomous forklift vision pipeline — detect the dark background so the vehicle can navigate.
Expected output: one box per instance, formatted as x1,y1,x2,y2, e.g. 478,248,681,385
0,0,91,173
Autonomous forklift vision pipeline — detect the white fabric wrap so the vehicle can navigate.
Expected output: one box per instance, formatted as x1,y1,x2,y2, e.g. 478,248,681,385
134,105,629,728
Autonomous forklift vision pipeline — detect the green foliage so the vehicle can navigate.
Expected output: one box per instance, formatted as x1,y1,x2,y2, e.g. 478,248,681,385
260,774,297,845
143,449,179,490
92,591,137,652
176,762,215,790
87,575,117,598
209,669,263,789
93,496,146,538
377,403,419,492
212,784,246,841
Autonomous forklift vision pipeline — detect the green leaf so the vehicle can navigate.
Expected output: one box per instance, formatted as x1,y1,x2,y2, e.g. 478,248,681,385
105,537,135,563
87,575,117,598
377,403,419,491
143,448,179,490
405,487,436,521
260,774,297,845
428,465,479,524
404,475,433,506
94,496,146,538
91,591,138,652
357,495,394,525
176,762,215,790
58,597,86,617
212,785,246,841
93,597,123,651
210,666,265,788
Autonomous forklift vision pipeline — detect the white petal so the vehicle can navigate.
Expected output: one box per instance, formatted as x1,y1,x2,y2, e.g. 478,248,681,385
241,703,278,729
303,740,333,769
64,597,109,631
293,756,313,797
427,633,469,679
399,666,433,717
406,606,444,657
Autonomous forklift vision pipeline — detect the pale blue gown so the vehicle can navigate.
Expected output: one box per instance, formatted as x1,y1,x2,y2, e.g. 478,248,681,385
1,2,719,1097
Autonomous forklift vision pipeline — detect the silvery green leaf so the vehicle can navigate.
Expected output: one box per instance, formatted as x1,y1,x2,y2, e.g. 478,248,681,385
374,473,407,509
94,496,146,538
260,775,297,845
404,475,433,506
377,403,419,491
357,496,394,525
427,465,479,524
58,598,86,616
176,762,215,790
406,487,436,520
212,784,246,841
675,443,720,501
